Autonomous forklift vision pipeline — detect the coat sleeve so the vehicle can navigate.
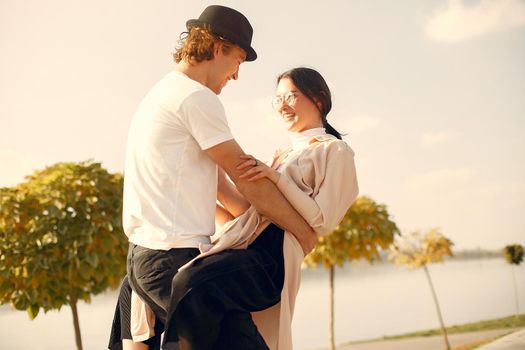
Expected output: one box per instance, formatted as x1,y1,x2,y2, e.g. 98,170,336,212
276,140,359,236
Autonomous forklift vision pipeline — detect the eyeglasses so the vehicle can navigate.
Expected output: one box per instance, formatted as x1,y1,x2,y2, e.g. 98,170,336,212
271,92,297,111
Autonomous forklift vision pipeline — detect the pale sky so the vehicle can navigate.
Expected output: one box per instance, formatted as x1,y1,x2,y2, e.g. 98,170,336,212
1,0,524,250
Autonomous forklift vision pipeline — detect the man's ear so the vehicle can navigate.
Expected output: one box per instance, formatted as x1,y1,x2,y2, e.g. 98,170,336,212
213,41,222,58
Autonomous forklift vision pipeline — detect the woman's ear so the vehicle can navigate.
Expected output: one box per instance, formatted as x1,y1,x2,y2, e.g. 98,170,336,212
313,97,323,111
315,90,328,111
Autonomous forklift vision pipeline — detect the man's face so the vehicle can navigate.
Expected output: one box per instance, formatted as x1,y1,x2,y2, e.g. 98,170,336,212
208,44,246,94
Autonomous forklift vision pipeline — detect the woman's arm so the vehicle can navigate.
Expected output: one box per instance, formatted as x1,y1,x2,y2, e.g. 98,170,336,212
239,141,359,236
217,167,250,217
215,203,235,226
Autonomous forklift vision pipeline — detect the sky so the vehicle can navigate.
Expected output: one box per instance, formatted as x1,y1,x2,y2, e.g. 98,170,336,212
1,0,524,250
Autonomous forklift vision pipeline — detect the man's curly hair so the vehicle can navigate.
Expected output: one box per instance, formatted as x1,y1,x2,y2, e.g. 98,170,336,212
173,25,235,63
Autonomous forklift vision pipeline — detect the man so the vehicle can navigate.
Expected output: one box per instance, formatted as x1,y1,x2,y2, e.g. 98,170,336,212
111,5,317,350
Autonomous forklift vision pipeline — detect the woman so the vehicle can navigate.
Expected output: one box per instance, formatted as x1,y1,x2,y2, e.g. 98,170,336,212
109,67,358,350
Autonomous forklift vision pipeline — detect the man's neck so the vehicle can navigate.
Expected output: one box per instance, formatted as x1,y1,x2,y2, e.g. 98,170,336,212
176,61,210,88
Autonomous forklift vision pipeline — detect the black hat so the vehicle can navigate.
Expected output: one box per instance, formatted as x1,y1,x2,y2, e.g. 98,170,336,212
186,5,257,61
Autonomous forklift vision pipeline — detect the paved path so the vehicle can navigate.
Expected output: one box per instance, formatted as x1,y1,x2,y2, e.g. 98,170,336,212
327,328,522,350
477,328,525,350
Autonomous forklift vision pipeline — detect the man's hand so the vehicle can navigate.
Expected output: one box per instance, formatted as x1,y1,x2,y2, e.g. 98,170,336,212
298,230,318,256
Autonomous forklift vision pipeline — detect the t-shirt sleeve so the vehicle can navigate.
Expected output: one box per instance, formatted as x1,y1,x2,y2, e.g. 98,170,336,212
179,89,234,150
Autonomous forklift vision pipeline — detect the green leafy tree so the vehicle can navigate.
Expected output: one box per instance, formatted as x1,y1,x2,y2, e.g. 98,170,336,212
389,229,454,350
0,161,126,350
503,244,524,323
304,196,400,350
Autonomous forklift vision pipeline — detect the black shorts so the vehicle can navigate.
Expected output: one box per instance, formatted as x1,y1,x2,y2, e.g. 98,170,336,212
108,245,199,350
108,223,285,350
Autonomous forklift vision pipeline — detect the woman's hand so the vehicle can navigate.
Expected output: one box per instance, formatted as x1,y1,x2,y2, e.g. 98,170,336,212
237,155,280,184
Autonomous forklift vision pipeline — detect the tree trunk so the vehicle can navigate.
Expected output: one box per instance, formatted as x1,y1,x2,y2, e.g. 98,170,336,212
424,265,450,350
511,265,520,323
69,294,83,350
329,265,335,350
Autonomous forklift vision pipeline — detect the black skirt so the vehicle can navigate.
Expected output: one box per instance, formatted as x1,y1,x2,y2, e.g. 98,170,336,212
163,223,285,349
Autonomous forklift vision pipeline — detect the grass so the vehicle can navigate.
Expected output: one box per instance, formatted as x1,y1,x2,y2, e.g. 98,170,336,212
451,331,514,350
378,314,525,340
345,314,525,345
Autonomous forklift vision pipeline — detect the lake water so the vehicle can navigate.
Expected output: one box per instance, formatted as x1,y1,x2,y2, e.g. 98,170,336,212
0,257,523,350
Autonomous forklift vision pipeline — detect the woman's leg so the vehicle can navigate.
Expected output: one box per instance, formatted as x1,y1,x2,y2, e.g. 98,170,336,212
163,224,285,350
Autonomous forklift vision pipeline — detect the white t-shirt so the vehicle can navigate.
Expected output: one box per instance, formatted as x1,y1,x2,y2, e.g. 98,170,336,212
123,70,233,250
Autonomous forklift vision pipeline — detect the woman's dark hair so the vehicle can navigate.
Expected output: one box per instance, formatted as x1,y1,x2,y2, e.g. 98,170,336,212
277,67,342,139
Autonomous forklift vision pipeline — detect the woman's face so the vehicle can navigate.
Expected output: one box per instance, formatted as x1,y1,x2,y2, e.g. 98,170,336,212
274,78,323,133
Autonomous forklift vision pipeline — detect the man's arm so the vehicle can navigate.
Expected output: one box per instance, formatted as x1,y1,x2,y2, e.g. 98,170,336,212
206,140,317,255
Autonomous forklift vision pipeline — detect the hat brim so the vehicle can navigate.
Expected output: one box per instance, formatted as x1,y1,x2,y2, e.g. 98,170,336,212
186,19,257,61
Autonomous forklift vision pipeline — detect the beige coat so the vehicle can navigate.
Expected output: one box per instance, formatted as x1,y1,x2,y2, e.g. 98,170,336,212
131,133,359,349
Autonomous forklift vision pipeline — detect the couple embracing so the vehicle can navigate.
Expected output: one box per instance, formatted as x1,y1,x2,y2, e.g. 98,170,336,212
108,5,358,350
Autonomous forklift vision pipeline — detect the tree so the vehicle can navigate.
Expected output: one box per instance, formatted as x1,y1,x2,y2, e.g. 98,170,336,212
389,229,453,350
503,244,524,323
303,196,400,350
0,161,127,350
